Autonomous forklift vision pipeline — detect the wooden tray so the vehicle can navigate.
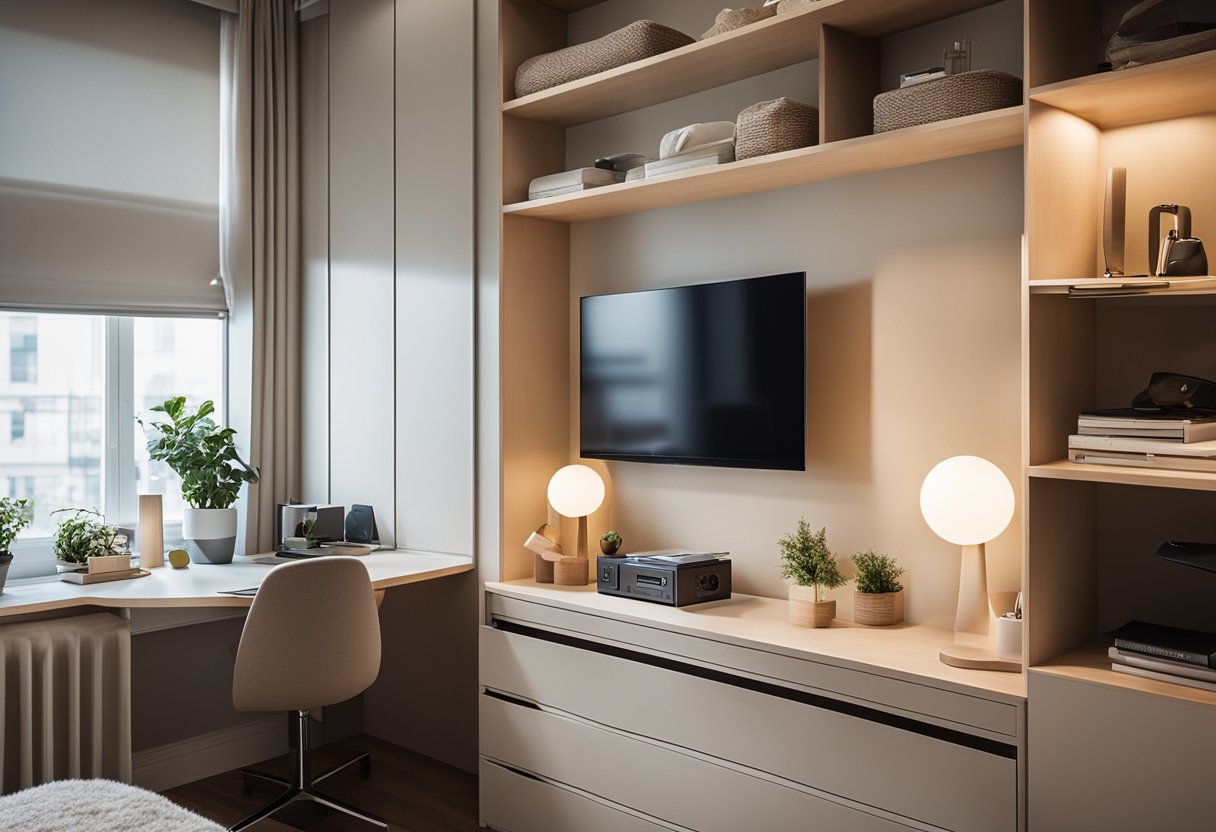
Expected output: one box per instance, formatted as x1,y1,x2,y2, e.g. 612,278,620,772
60,568,151,585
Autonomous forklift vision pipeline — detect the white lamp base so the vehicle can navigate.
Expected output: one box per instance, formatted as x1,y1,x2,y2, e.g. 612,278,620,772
939,645,1021,673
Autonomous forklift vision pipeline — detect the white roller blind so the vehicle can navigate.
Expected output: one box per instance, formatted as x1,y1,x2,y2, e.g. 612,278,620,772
0,0,225,316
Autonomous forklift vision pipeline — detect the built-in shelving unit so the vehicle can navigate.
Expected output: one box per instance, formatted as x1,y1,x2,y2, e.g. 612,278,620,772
1028,460,1216,493
1029,49,1216,129
1035,641,1216,709
504,0,1006,126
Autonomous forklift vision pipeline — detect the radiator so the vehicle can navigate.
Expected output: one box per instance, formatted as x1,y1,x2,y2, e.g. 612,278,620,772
0,612,132,793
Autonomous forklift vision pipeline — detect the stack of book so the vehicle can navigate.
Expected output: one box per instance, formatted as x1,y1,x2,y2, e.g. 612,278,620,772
527,167,625,200
1110,620,1216,693
1068,408,1216,472
643,138,735,179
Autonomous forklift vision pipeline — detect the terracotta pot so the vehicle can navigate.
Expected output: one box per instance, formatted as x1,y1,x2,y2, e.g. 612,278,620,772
854,590,904,626
789,585,835,628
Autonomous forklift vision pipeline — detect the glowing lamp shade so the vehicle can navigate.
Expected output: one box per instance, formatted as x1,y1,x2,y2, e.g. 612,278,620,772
547,465,605,519
920,456,1014,546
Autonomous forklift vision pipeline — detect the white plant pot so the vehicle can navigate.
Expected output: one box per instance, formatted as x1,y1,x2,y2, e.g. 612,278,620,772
182,507,237,564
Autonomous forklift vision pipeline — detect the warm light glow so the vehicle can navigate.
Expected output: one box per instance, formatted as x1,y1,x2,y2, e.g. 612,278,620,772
920,456,1014,546
547,464,605,518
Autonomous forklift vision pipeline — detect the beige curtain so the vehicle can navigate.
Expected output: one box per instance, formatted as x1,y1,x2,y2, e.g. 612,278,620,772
222,0,301,555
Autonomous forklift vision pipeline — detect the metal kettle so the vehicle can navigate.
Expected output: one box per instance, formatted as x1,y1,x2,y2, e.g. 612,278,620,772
1149,204,1208,277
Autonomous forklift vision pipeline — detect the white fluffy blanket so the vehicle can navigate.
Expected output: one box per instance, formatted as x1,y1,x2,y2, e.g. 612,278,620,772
0,779,225,832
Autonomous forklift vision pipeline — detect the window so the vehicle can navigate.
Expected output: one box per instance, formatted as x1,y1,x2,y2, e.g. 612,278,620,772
0,311,225,578
9,317,37,383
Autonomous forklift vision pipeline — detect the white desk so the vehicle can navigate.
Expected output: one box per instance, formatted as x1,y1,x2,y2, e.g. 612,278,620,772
0,550,474,619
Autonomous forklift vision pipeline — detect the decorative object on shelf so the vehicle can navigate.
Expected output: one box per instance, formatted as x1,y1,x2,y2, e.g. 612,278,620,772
529,167,624,201
513,20,695,99
137,494,164,569
851,549,905,626
51,508,130,580
735,97,819,160
943,38,971,76
658,121,736,160
774,0,820,13
1109,619,1216,691
873,69,1022,133
1149,204,1207,277
920,455,1018,672
168,547,190,569
141,397,259,565
900,66,947,88
644,139,736,177
996,593,1022,660
600,530,623,556
1103,167,1128,277
524,522,563,583
547,465,606,586
594,153,650,173
779,519,844,628
1108,0,1216,70
700,6,777,40
0,497,33,595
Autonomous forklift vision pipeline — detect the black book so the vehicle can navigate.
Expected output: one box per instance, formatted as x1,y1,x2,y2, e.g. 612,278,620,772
1113,620,1216,669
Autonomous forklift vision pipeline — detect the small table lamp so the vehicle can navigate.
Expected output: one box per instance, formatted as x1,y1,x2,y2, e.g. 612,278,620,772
920,455,1020,672
547,464,605,586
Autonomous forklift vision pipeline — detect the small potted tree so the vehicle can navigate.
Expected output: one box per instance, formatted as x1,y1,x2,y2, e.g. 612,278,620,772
52,508,128,572
0,497,33,594
851,549,906,626
779,519,844,628
141,397,259,564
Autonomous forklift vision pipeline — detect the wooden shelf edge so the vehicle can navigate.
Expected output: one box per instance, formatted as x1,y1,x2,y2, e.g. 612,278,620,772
503,107,1024,222
1028,276,1216,297
504,0,1011,127
1029,50,1216,130
1028,460,1216,491
1032,641,1216,709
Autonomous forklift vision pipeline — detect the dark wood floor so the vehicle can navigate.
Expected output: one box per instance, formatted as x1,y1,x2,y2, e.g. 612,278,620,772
164,734,479,832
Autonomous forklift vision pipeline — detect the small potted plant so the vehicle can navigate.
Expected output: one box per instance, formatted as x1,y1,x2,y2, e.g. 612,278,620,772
851,549,906,626
779,519,845,628
600,530,623,556
141,397,259,564
0,497,33,594
52,508,128,572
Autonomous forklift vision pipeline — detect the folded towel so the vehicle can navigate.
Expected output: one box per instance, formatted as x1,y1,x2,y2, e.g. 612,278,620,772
658,121,736,160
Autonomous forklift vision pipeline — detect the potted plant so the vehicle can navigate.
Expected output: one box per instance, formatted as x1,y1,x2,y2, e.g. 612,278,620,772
779,519,845,628
851,549,906,626
52,508,128,571
0,497,33,594
600,530,623,556
140,397,259,564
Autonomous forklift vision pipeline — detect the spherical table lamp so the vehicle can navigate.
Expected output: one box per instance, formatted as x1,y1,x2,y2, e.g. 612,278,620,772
920,455,1020,672
547,464,605,586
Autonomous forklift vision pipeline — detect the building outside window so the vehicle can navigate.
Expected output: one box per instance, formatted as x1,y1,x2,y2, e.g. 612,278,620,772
8,316,37,383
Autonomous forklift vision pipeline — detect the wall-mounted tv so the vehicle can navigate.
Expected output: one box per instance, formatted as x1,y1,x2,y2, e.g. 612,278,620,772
580,272,806,471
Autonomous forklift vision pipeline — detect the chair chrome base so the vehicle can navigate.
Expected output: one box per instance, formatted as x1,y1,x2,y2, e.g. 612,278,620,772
229,711,386,832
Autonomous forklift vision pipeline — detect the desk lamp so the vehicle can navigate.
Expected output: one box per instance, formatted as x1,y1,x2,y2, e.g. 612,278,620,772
920,455,1020,672
547,464,605,586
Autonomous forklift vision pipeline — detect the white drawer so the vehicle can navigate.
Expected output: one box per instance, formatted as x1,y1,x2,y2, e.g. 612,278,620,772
480,758,683,832
482,693,925,832
489,593,1019,739
481,625,1017,832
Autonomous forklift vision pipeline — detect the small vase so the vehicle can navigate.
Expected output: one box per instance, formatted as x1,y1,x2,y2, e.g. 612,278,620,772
0,552,11,595
789,585,835,628
854,590,904,626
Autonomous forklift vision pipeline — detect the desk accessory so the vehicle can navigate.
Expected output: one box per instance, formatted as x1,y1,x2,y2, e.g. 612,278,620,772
344,504,378,544
524,523,562,583
547,465,606,586
851,550,905,627
60,567,150,585
1149,204,1208,277
920,456,1019,672
1103,167,1127,277
597,555,731,606
138,494,164,568
997,592,1023,660
779,519,845,628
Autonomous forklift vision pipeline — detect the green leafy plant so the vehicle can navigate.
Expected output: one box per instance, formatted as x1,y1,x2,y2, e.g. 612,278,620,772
600,531,621,546
139,397,259,510
0,497,33,553
851,549,905,594
778,519,845,601
52,508,127,564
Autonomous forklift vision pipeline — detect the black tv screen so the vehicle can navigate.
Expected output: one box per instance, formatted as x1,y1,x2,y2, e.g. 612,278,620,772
580,272,806,471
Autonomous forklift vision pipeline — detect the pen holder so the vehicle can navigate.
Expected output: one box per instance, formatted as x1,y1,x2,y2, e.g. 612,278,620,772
997,614,1023,661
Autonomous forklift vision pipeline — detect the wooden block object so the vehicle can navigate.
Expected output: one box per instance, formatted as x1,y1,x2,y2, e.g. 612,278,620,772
87,555,133,575
553,556,589,586
534,553,555,583
61,568,151,585
940,645,1021,672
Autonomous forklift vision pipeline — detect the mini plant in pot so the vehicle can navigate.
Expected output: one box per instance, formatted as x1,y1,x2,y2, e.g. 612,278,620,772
600,530,623,556
52,508,128,571
779,518,845,628
140,397,259,565
0,497,33,594
851,549,906,627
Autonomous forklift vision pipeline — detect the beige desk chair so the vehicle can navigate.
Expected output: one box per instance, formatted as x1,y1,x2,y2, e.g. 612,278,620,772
228,558,387,832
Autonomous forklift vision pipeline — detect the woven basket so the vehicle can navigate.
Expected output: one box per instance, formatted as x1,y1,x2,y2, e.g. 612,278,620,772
873,69,1022,133
776,0,820,13
735,97,819,160
514,20,694,98
700,7,777,40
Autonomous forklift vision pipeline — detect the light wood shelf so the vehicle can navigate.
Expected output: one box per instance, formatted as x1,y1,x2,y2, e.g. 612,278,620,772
1028,460,1216,492
1029,50,1216,130
1028,276,1216,297
503,0,1010,127
1033,641,1216,709
504,106,1024,222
